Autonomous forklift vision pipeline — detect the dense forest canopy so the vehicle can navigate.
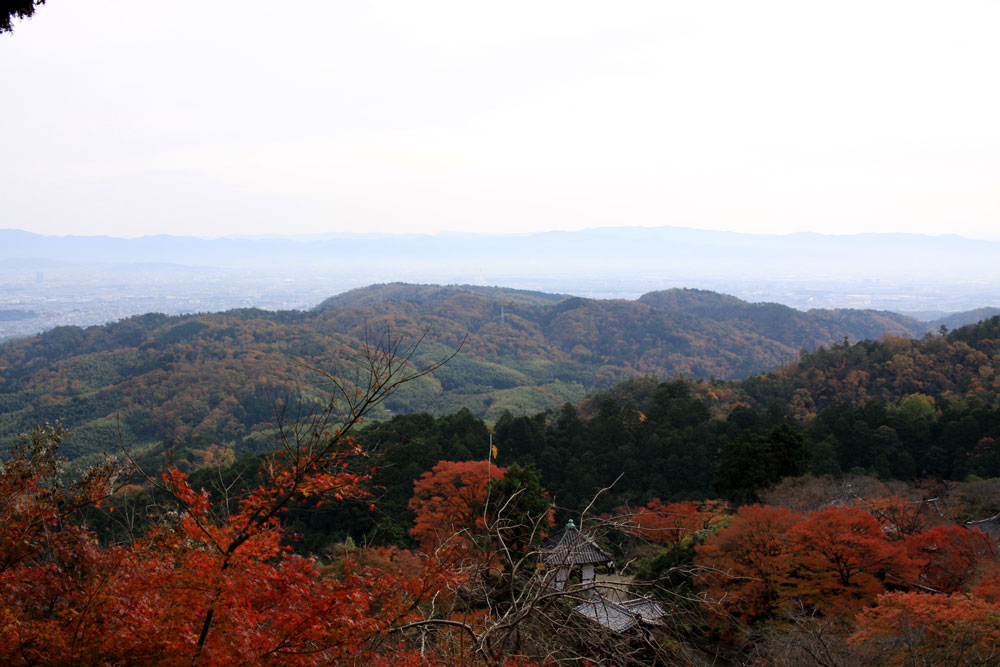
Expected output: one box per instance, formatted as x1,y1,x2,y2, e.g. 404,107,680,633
57,310,1000,554
0,284,939,464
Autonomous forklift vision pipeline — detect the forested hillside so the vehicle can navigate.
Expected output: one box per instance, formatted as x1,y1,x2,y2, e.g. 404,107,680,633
929,306,1000,331
0,283,930,463
260,314,1000,553
64,311,1000,555
738,316,1000,414
7,294,1000,664
18,313,999,666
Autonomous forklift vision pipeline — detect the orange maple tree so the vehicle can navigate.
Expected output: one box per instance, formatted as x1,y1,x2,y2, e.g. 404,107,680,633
409,459,506,563
851,591,1000,665
631,498,728,546
0,340,468,665
696,504,921,627
787,507,917,617
695,504,800,627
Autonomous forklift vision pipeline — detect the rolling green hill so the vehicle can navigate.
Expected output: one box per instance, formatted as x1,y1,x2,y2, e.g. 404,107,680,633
0,283,932,462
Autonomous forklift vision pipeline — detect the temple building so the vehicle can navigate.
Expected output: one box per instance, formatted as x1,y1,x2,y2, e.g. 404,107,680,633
542,519,613,590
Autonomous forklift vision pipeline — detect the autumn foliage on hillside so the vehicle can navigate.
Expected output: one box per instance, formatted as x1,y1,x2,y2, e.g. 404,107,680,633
682,496,1000,665
0,339,545,666
0,327,569,667
746,319,1000,415
8,416,1000,665
630,498,728,547
0,408,458,663
0,286,952,465
9,314,1000,663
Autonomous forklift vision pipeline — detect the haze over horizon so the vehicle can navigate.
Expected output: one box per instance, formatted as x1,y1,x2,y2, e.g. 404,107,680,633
4,225,997,243
3,1,1000,241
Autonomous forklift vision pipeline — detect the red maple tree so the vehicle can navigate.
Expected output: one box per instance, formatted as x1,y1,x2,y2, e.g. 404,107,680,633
695,504,800,627
904,524,996,593
0,341,466,665
788,507,918,617
409,459,505,563
631,498,729,547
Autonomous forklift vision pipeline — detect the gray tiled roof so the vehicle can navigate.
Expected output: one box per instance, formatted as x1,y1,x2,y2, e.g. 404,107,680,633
573,597,639,633
967,513,1000,540
621,597,667,624
542,522,612,567
573,594,667,633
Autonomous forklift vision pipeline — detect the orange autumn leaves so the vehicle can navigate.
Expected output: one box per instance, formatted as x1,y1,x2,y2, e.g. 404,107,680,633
0,423,457,666
408,460,505,563
682,499,1000,661
629,494,1000,661
693,503,994,623
8,415,1000,666
630,499,729,547
851,592,1000,665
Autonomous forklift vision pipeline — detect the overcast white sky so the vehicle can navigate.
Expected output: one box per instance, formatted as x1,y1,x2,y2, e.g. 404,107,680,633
2,0,999,239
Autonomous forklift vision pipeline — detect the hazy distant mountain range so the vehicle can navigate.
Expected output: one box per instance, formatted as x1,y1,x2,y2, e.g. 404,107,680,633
4,226,1000,283
928,307,1000,331
3,227,999,340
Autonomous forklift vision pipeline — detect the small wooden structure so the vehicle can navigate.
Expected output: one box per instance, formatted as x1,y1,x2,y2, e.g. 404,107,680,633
542,519,613,590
